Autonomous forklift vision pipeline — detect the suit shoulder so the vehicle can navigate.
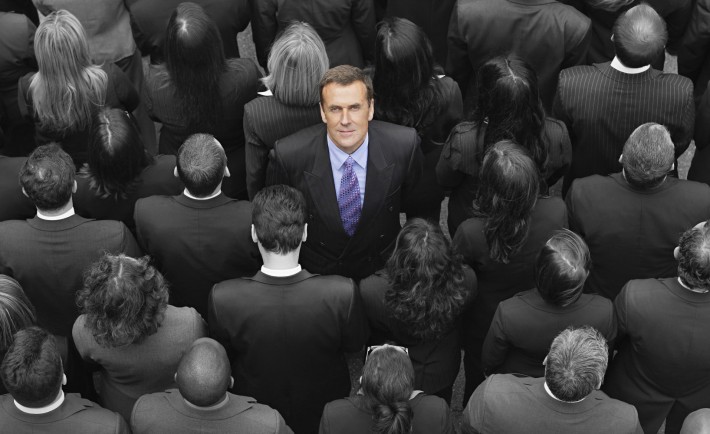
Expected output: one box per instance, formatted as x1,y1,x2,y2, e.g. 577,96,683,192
657,71,693,89
588,390,640,425
275,123,326,151
369,120,417,141
559,65,601,81
63,394,125,431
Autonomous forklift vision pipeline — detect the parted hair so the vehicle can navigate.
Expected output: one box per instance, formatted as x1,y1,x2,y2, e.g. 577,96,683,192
0,276,36,360
20,144,76,211
385,219,468,341
545,326,608,402
177,133,226,197
613,4,667,68
320,65,374,104
76,254,169,348
622,123,674,190
252,185,306,254
536,230,591,307
361,346,415,434
677,220,710,291
263,22,328,106
1,327,63,407
473,140,540,263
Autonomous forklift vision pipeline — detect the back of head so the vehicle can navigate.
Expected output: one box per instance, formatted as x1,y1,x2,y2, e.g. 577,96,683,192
622,122,674,189
76,254,169,347
177,133,227,197
680,409,710,434
613,4,667,67
535,230,591,307
86,107,151,199
320,65,374,105
0,276,35,357
264,22,328,106
361,346,414,434
677,220,710,291
545,326,608,402
475,56,547,170
474,140,540,263
252,185,306,254
1,327,62,407
176,338,231,407
20,143,76,211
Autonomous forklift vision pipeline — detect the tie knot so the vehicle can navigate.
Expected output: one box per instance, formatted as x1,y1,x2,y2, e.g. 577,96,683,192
344,155,354,168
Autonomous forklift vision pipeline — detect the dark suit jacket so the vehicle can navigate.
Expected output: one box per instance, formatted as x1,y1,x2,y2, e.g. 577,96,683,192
243,95,322,200
271,121,423,279
134,192,260,317
0,393,129,434
0,155,34,221
209,270,369,434
553,63,695,194
0,214,141,337
566,173,710,300
690,83,710,183
446,0,590,112
604,278,710,434
679,0,710,97
251,0,376,70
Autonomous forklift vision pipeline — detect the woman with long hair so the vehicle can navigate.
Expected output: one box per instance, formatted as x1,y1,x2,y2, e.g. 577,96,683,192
18,9,139,165
320,345,453,433
0,275,35,394
370,17,462,222
360,218,476,403
244,21,327,199
452,141,567,402
437,55,571,235
143,2,260,199
72,254,206,421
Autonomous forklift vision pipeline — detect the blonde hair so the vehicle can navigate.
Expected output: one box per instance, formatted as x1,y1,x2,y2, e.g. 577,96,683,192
30,10,107,133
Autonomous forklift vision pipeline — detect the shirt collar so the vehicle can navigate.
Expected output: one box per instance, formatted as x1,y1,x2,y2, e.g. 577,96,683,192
678,277,710,293
261,265,302,277
184,189,222,201
611,57,650,74
36,207,75,221
183,394,230,411
326,133,369,170
544,382,585,404
15,391,64,414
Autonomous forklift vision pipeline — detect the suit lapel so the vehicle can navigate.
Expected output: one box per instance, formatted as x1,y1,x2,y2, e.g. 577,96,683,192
357,132,394,236
304,135,347,237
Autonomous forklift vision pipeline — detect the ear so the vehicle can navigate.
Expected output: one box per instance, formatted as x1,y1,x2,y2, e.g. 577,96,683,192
302,223,308,243
368,99,374,121
62,374,67,386
173,167,179,178
229,377,234,389
618,154,623,164
224,166,231,178
251,224,258,244
674,246,680,260
671,162,675,171
542,356,548,366
174,373,178,383
72,180,77,194
21,187,28,198
320,103,327,124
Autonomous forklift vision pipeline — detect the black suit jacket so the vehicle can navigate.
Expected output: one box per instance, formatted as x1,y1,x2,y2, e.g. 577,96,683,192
209,270,368,434
553,62,695,194
271,121,423,279
134,193,260,317
0,155,34,221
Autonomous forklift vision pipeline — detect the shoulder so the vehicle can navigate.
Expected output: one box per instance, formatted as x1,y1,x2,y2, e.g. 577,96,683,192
534,196,567,217
568,175,615,198
166,305,202,324
369,120,418,146
668,178,710,197
543,117,568,136
62,394,125,431
226,58,261,80
276,123,326,150
587,390,642,427
559,64,603,82
359,273,388,303
657,71,694,90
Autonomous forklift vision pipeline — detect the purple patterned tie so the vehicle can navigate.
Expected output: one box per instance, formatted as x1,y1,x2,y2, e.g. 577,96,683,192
338,156,362,237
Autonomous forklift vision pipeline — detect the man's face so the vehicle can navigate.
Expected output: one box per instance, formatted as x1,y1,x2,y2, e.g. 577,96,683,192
320,81,374,154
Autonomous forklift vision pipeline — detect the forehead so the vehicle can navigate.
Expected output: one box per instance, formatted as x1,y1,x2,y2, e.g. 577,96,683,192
321,81,369,106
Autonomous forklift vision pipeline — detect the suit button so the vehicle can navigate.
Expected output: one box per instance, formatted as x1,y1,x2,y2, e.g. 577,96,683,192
319,241,325,247
380,234,385,239
388,206,394,212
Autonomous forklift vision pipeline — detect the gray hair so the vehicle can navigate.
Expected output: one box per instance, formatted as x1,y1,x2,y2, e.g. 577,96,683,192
545,326,608,402
262,22,329,106
585,0,634,12
677,221,710,291
622,122,674,189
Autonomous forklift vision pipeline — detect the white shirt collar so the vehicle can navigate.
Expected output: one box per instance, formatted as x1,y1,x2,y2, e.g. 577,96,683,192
258,89,273,97
610,57,650,74
36,207,75,221
678,277,710,293
15,391,64,414
261,265,302,277
326,133,369,170
183,189,222,201
544,382,585,404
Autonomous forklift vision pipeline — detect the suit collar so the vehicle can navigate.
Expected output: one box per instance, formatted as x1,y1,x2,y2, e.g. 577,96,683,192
174,193,234,209
596,61,659,83
2,393,91,423
26,214,92,231
165,390,254,419
246,269,317,285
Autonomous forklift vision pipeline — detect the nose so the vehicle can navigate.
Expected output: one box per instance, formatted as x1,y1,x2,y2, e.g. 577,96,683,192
340,109,351,125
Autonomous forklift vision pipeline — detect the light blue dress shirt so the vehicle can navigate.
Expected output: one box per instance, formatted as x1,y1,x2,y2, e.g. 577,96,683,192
327,134,368,207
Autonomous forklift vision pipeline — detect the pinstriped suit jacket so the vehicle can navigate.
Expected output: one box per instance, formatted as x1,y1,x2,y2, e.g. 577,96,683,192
553,62,694,194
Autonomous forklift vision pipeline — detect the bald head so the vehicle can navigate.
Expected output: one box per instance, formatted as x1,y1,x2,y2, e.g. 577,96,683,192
613,4,667,67
681,409,710,434
176,338,232,407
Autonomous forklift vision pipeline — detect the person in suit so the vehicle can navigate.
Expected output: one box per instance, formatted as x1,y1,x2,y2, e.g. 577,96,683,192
244,22,327,200
0,155,35,221
603,220,710,434
566,123,710,300
251,0,375,71
131,338,293,434
0,275,35,395
464,327,642,434
446,0,590,112
553,4,694,194
678,0,710,98
209,185,369,434
0,327,129,434
271,65,423,279
689,85,710,184
482,230,615,378
134,133,260,318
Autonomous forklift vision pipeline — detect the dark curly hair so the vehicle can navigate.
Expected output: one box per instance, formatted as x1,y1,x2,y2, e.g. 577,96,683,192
76,254,169,348
385,219,468,341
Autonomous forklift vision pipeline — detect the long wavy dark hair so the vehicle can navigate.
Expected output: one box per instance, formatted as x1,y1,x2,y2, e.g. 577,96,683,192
371,17,443,132
361,346,414,434
474,55,547,173
473,141,540,263
163,2,225,131
385,219,468,341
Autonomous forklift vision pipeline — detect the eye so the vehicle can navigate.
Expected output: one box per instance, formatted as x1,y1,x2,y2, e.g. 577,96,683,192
350,105,361,112
329,107,341,113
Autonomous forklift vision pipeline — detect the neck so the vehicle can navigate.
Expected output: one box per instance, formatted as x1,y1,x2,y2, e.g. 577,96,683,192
38,200,73,217
259,246,301,270
183,393,229,411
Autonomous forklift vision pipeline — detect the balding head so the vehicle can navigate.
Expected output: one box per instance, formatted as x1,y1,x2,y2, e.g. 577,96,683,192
176,134,228,197
613,4,667,67
621,123,674,190
681,409,710,434
677,221,710,292
176,338,232,407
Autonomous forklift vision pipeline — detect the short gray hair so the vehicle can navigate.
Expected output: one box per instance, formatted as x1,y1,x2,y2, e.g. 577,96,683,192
545,326,608,402
262,22,329,106
622,122,674,189
586,0,634,12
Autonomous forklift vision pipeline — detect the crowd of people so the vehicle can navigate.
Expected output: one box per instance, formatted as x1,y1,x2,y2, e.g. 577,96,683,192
1,0,710,433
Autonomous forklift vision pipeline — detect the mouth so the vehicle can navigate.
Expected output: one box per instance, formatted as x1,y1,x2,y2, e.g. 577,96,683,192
338,130,355,137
